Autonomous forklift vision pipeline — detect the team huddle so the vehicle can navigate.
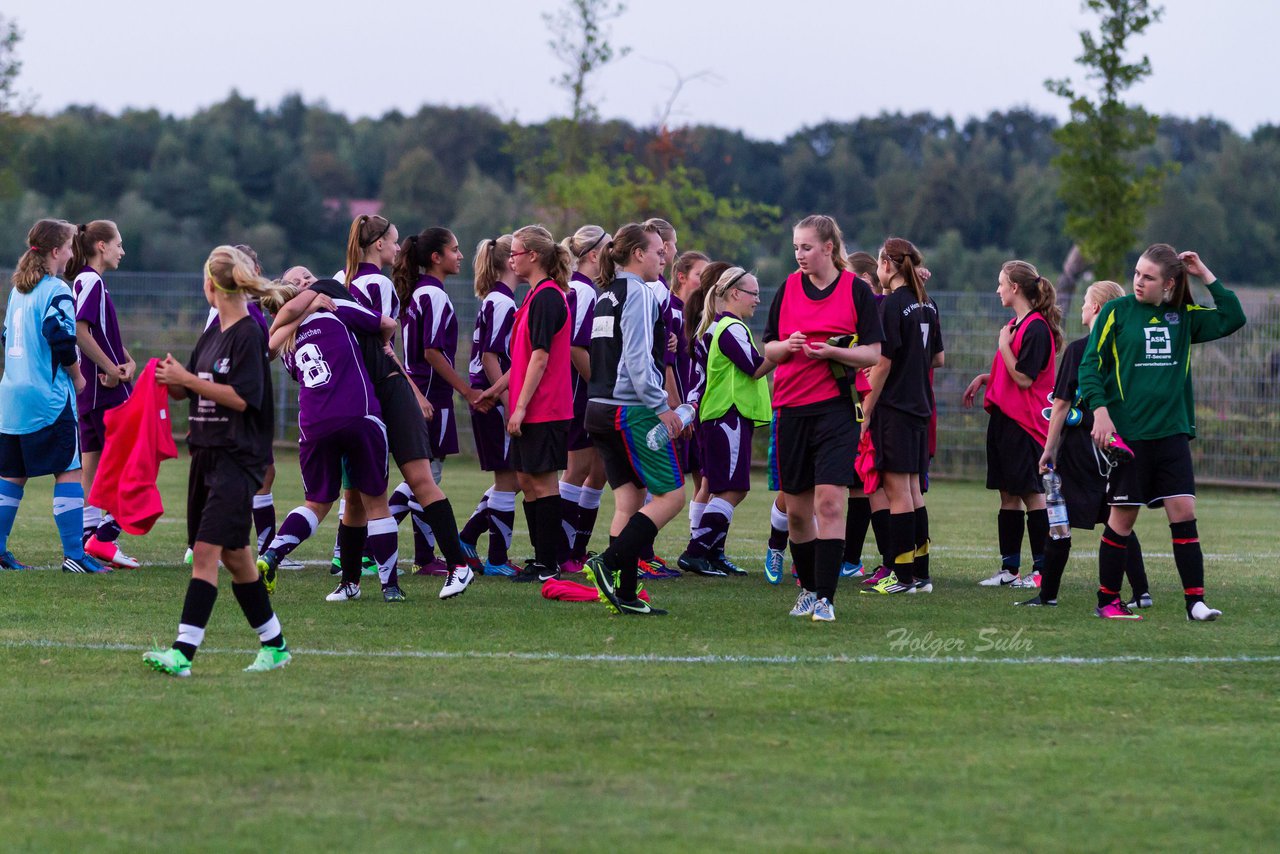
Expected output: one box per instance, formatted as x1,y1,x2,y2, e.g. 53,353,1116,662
0,212,1245,677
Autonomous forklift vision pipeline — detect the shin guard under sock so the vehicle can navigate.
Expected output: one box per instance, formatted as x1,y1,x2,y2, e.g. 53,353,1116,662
998,508,1025,572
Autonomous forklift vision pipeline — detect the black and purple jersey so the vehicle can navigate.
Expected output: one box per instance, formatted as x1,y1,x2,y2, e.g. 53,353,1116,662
205,302,271,344
72,266,131,412
281,295,383,440
567,272,596,398
670,293,693,401
468,283,516,390
402,274,459,407
348,262,400,322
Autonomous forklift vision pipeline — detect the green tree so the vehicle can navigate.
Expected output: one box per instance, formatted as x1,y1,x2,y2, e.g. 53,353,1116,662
1046,0,1173,288
536,0,630,175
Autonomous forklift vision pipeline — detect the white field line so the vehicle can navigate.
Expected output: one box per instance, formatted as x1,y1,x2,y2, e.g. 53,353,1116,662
5,638,1279,666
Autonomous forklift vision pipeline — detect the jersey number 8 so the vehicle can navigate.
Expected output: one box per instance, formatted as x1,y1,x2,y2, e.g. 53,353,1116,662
295,343,332,388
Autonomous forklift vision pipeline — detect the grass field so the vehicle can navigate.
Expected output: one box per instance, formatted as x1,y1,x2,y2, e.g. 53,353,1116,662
2,450,1278,852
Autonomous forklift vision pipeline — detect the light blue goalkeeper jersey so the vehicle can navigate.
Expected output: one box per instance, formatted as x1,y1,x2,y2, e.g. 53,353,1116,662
1,275,78,434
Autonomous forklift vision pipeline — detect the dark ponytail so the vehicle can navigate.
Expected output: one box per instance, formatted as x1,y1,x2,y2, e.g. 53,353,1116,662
391,234,423,306
68,220,120,281
1140,243,1194,309
597,222,660,288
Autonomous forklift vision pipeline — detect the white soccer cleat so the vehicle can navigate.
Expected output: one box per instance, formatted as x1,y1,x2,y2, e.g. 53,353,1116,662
439,565,475,600
325,582,361,602
979,569,1020,587
1187,601,1222,622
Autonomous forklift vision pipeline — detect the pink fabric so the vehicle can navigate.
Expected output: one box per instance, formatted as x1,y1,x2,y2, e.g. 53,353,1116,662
983,312,1055,447
772,270,860,408
541,579,651,603
510,279,572,423
87,359,178,535
856,429,881,495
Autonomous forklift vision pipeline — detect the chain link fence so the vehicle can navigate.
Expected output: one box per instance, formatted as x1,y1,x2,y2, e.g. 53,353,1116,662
5,273,1277,487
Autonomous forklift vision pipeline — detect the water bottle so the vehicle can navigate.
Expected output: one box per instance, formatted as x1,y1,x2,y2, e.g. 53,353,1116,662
1043,466,1070,540
646,403,696,450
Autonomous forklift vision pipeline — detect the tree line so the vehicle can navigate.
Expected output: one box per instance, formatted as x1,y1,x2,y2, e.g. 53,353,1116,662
2,91,1277,288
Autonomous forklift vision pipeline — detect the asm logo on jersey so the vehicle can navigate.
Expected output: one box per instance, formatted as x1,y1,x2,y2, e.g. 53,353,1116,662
1144,327,1172,357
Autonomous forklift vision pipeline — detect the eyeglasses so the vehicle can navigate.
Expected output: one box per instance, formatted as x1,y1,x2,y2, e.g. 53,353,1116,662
734,287,760,297
509,249,534,259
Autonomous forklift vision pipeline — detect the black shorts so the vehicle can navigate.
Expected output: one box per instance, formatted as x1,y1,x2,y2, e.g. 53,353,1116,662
775,400,861,494
0,402,80,478
985,408,1043,496
376,374,432,468
1106,434,1196,508
1056,427,1110,528
188,447,256,550
511,419,569,475
870,406,929,474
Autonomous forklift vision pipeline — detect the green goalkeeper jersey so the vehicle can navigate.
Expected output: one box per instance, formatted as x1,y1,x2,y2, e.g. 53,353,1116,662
1077,280,1245,441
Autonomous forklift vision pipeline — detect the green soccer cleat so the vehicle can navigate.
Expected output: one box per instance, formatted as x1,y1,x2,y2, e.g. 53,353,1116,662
143,646,192,678
245,643,292,672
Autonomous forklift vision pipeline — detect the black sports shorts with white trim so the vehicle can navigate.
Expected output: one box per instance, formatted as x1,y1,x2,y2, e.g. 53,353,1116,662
1106,434,1195,508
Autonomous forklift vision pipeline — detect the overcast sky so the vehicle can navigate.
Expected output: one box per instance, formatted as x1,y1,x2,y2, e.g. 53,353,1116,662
6,0,1275,139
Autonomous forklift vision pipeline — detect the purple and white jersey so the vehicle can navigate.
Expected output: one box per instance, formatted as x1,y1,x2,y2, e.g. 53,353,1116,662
402,274,458,406
699,312,766,378
72,266,131,412
468,283,516,390
348,263,400,321
689,334,709,407
281,295,383,440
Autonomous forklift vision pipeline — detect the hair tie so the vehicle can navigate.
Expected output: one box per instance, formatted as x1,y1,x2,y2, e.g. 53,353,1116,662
29,245,40,251
580,232,607,258
722,269,748,292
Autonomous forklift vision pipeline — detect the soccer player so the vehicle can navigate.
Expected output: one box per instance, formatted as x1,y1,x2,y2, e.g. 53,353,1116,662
1,219,106,574
859,238,944,595
677,267,775,575
963,261,1063,589
1025,280,1149,609
762,215,883,622
394,228,479,573
1078,246,1245,621
481,225,575,583
582,222,684,615
145,246,289,676
458,235,522,577
556,225,610,574
259,281,404,602
68,220,139,568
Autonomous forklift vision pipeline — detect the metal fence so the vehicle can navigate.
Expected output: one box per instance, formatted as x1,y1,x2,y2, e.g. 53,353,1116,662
5,273,1278,487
